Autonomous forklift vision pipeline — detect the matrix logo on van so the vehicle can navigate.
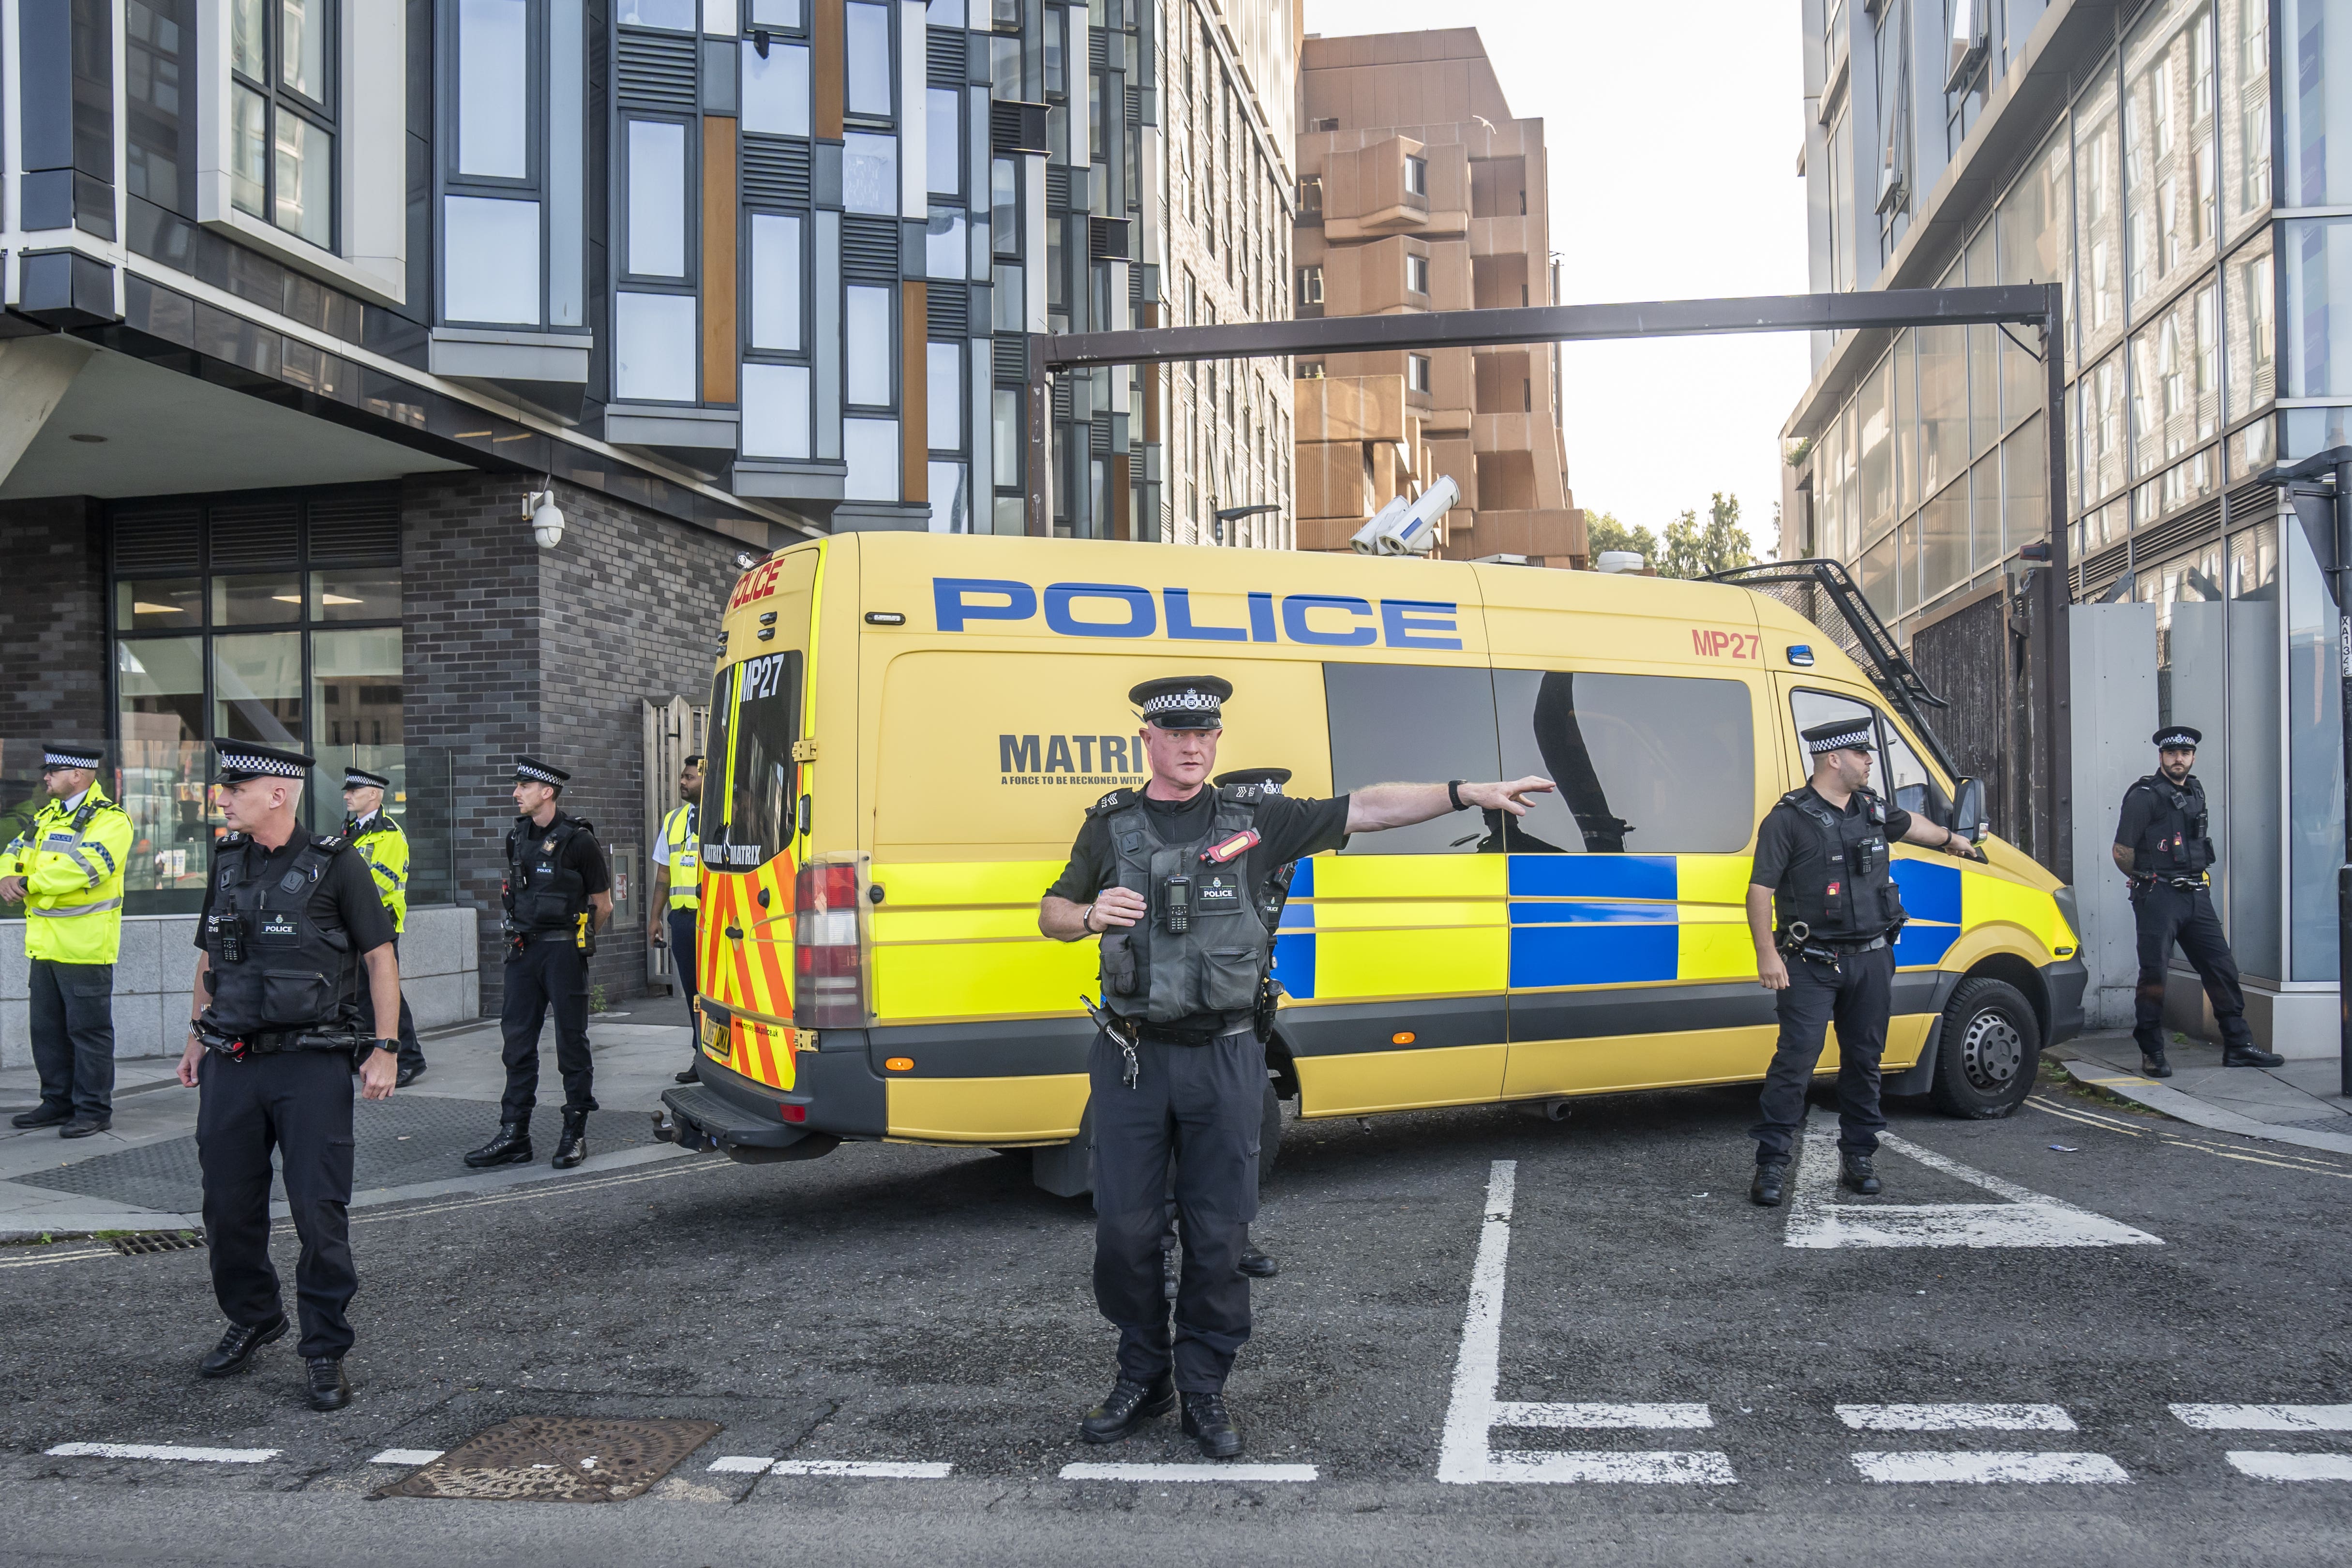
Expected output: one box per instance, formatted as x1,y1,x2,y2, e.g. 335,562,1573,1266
933,579,1463,650
999,733,1149,788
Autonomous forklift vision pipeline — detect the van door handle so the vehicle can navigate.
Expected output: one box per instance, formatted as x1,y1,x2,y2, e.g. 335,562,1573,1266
756,888,771,908
725,925,745,939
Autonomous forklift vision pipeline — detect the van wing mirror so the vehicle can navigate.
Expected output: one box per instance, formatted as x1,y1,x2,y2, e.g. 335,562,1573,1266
1952,777,1988,843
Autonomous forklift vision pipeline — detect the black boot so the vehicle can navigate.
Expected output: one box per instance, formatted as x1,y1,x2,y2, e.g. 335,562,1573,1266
1840,1152,1882,1195
1750,1160,1789,1207
2140,1050,2174,1078
11,1104,71,1129
673,1063,700,1085
59,1118,110,1138
551,1110,589,1169
1238,1239,1278,1278
395,1061,425,1088
464,1121,533,1168
1079,1375,1174,1443
198,1316,287,1378
1180,1391,1243,1459
2223,1042,2285,1068
305,1356,351,1412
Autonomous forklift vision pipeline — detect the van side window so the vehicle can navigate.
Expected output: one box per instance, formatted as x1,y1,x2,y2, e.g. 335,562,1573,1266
1494,671,1755,855
703,651,803,869
1322,663,1498,855
1786,688,1952,828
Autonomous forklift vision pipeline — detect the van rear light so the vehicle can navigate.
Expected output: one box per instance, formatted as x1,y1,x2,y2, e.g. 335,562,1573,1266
779,1103,808,1123
794,855,869,1028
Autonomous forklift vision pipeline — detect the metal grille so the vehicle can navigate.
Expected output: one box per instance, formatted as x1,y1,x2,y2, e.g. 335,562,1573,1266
1126,84,1140,123
926,284,968,339
840,216,900,282
926,25,966,87
1052,375,1073,420
990,99,1047,155
1091,27,1108,70
206,498,301,571
1047,165,1071,211
110,504,203,575
306,487,400,564
112,1230,205,1255
992,333,1027,381
617,31,698,110
374,1417,720,1504
741,138,813,206
1089,415,1109,455
1089,216,1130,260
2130,493,2226,567
2222,478,2280,527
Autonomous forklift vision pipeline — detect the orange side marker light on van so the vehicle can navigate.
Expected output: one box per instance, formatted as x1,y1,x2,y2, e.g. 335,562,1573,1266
885,1057,914,1072
1393,1031,1416,1045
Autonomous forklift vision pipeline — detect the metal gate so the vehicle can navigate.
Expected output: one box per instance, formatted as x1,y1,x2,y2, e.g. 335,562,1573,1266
642,696,709,989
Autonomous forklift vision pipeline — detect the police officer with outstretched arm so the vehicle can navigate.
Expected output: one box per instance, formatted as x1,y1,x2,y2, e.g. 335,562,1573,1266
2113,726,2282,1077
466,758,612,1172
1747,718,1984,1208
343,767,426,1086
175,742,402,1412
1039,675,1552,1458
648,753,705,1085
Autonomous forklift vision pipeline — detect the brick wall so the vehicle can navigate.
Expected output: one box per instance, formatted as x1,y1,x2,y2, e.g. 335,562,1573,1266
0,496,107,751
400,472,739,1013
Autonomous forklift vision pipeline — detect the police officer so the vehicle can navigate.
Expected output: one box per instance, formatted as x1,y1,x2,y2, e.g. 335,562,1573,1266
1747,718,1985,1207
2113,726,2282,1077
174,742,403,1412
648,753,705,1086
466,758,612,1171
343,767,425,1086
2,742,133,1136
1040,676,1551,1457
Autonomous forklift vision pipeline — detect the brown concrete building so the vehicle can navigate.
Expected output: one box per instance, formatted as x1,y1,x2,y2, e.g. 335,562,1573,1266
1291,29,1586,566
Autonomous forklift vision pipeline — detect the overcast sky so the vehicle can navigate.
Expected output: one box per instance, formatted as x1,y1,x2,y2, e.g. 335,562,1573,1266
1296,0,1811,552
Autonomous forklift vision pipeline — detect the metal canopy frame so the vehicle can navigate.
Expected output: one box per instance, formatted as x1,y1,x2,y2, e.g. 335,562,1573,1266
1023,282,2072,871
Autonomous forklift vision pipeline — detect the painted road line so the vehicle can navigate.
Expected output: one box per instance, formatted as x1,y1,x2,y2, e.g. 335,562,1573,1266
709,1457,954,1478
0,1246,121,1271
708,1456,774,1473
1059,1463,1317,1482
2172,1404,2352,1432
2024,1096,2146,1136
1851,1451,2130,1483
1491,1403,1713,1430
1488,1451,1738,1484
1434,1160,1735,1485
2226,1451,2352,1481
1783,1113,2163,1250
45,1442,278,1464
1836,1404,2077,1432
367,1449,445,1466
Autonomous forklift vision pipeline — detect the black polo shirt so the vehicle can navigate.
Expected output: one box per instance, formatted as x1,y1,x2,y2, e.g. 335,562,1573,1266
1749,787,1914,894
194,826,397,956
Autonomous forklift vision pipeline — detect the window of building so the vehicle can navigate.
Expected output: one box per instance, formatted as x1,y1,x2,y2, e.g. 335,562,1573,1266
624,119,689,278
926,204,966,279
747,212,804,351
845,0,893,118
742,362,813,457
444,195,541,322
742,39,813,135
229,0,336,248
615,290,699,401
844,417,901,500
619,0,697,27
1404,154,1427,197
845,285,894,406
927,87,960,195
1406,253,1429,295
1298,174,1323,216
753,0,805,23
1408,353,1432,393
1494,671,1755,854
991,157,1019,254
128,0,198,217
844,132,898,215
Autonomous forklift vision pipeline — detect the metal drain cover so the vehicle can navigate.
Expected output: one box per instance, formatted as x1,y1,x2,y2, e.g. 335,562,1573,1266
374,1417,720,1503
112,1230,205,1255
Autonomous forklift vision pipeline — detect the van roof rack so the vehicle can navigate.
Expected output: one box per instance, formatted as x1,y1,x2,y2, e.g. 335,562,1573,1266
1704,557,1958,778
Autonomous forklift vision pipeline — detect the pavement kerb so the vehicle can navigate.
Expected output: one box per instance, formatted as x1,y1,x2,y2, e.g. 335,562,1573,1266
2058,1059,2352,1157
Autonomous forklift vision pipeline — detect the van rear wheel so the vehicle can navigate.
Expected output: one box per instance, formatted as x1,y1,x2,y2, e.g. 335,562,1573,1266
1930,977,2040,1119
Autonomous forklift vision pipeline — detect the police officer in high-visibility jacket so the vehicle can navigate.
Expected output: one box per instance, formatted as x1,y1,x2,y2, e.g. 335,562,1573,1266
2114,726,2282,1077
1040,675,1552,1458
1746,717,1985,1207
647,753,705,1086
2,742,133,1137
342,767,425,1086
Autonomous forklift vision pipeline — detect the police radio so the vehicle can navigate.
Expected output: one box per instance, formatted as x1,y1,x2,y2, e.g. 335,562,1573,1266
214,911,247,965
1163,875,1192,934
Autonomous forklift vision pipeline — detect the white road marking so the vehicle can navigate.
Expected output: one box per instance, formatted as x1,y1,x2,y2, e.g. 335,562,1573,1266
1492,1402,1713,1430
1059,1463,1316,1482
2023,1096,2145,1136
0,1246,119,1271
1851,1451,2130,1484
367,1449,444,1466
1435,1160,1733,1485
1487,1451,1738,1484
1783,1114,2163,1249
1836,1404,2077,1432
2172,1404,2352,1432
45,1442,277,1464
2226,1451,2352,1481
708,1457,953,1478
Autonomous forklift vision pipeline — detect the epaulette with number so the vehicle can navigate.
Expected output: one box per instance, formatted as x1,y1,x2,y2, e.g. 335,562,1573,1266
311,833,349,853
219,831,251,847
1087,788,1137,817
1218,783,1264,805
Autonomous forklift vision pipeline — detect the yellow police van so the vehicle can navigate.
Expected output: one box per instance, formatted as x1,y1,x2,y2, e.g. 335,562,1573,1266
660,533,2084,1190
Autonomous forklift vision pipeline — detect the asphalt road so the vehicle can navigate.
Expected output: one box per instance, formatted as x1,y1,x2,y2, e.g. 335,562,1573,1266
3,1070,2349,1566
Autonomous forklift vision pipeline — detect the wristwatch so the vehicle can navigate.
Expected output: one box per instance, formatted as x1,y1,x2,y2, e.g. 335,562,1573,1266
372,1038,400,1056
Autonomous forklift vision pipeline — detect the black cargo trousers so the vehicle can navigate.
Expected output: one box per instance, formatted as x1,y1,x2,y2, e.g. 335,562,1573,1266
1089,1026,1262,1394
2131,880,2254,1055
1751,942,1895,1163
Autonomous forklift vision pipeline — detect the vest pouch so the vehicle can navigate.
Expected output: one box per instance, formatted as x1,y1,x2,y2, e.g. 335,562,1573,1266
1100,930,1140,997
1199,948,1261,1013
259,969,334,1028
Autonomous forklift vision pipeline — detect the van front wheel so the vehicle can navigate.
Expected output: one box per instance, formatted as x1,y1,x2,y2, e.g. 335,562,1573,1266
1930,977,2041,1119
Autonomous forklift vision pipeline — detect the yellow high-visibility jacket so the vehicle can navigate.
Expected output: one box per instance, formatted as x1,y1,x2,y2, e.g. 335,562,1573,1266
2,785,133,964
348,810,411,934
659,802,700,910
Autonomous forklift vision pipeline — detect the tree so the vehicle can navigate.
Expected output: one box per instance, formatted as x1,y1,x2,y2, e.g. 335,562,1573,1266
1584,509,1660,569
1658,492,1756,580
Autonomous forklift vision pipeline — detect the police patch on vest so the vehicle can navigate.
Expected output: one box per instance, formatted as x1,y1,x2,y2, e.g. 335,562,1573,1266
1196,872,1243,911
260,914,299,941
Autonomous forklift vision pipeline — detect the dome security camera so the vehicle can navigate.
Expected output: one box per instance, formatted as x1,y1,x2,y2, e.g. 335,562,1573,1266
524,483,565,549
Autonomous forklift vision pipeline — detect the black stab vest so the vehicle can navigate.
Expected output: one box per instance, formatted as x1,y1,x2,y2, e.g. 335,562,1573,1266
1769,786,1908,941
1093,785,1273,1025
200,832,359,1036
505,814,596,933
2126,774,2214,876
